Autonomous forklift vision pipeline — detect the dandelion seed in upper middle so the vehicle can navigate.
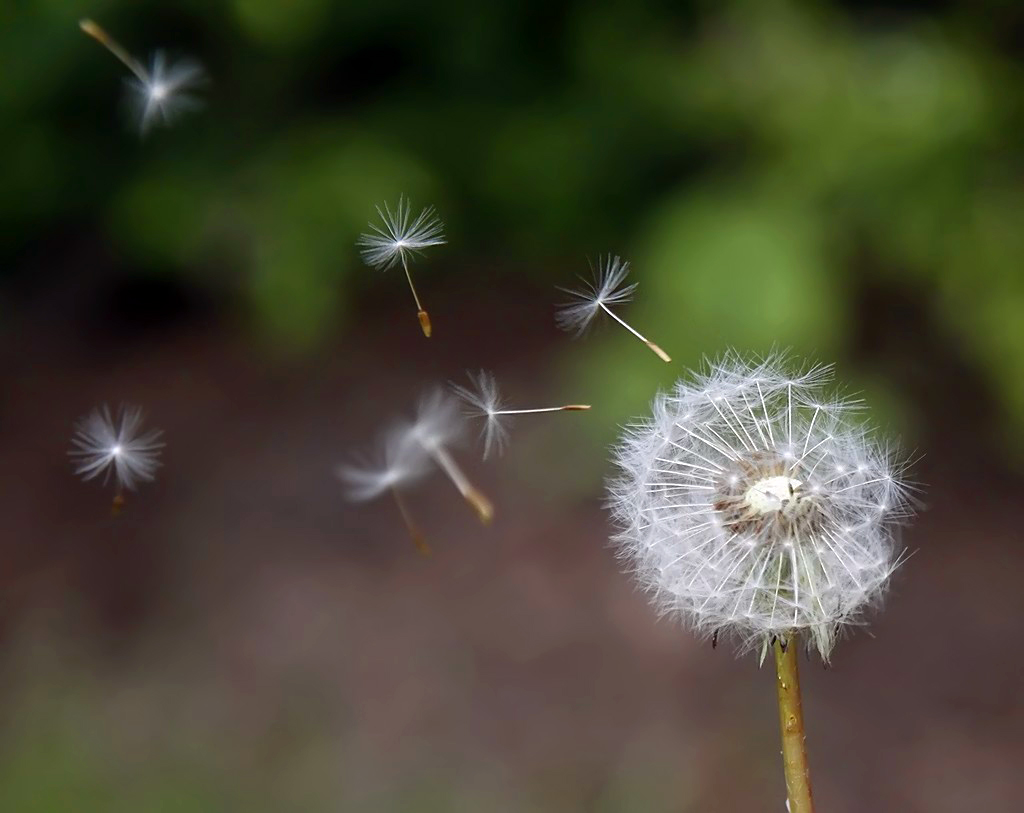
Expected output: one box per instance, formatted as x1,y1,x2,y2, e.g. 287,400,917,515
451,370,591,459
556,255,670,362
357,196,446,337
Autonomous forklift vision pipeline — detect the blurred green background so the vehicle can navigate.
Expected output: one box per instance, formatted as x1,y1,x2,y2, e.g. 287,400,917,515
2,0,1024,811
5,0,1024,436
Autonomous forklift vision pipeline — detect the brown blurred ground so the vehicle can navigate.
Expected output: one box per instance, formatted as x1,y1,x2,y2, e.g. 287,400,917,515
1,263,1023,812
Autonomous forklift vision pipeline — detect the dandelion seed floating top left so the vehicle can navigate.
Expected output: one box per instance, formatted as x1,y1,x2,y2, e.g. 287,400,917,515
69,403,164,513
80,19,206,135
357,197,446,337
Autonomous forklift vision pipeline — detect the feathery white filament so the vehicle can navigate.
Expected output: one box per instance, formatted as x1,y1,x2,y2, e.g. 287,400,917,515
451,370,590,459
69,404,164,492
608,353,913,661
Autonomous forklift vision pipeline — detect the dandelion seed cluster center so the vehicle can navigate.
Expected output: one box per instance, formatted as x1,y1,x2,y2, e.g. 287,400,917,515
713,452,824,537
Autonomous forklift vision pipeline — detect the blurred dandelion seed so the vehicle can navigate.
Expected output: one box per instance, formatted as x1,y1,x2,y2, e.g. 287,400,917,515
405,389,493,524
451,370,591,459
338,424,434,555
357,197,446,337
69,403,164,513
79,19,206,135
341,390,493,550
556,255,670,362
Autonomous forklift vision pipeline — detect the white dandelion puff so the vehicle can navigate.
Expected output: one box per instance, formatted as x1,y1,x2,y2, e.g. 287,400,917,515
80,19,205,136
69,404,164,509
556,255,670,362
357,196,446,337
450,370,591,459
608,352,914,662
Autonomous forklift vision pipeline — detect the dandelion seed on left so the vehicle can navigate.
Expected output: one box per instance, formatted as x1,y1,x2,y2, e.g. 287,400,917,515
69,404,164,515
451,370,591,459
357,197,446,337
79,18,206,135
556,255,671,362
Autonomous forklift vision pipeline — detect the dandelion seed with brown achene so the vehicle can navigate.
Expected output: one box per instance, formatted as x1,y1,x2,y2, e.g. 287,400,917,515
357,197,446,337
80,19,206,135
404,388,493,523
451,369,591,459
556,255,670,362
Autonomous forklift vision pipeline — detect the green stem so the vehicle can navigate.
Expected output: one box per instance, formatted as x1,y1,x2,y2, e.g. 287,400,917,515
774,635,815,813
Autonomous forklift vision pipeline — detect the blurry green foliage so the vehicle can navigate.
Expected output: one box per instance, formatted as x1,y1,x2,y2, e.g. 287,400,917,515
2,0,1023,435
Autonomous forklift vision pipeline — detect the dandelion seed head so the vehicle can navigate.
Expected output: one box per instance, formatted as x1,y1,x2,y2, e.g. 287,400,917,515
608,352,915,661
126,50,206,135
69,404,164,492
556,255,637,336
358,197,446,271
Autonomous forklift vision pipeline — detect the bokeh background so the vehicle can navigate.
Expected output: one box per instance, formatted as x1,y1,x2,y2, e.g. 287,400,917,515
3,0,1024,810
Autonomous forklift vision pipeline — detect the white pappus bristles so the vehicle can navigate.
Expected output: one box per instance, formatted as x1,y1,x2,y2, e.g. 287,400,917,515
556,255,671,362
357,197,446,337
80,19,206,135
608,353,914,662
69,403,164,512
451,370,591,459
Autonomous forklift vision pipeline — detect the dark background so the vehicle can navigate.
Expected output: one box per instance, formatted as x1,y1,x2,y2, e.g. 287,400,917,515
2,1,1023,810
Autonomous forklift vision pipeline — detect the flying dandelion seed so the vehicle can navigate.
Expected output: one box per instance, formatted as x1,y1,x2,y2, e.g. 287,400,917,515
403,388,493,523
451,370,591,459
341,389,494,548
80,19,205,135
608,352,914,662
338,425,434,555
556,255,671,362
69,403,164,513
357,197,446,337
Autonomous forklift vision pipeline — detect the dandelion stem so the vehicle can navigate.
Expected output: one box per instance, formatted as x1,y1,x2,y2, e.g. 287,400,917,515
401,255,431,337
599,303,671,362
79,19,148,82
774,636,815,813
111,492,125,518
